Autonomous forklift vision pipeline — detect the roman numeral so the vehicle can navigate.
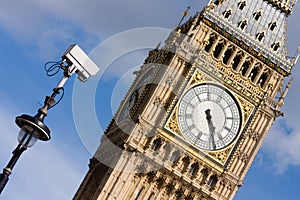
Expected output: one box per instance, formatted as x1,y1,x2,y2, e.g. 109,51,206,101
216,95,222,103
224,126,231,132
226,117,239,120
185,114,193,118
187,102,196,108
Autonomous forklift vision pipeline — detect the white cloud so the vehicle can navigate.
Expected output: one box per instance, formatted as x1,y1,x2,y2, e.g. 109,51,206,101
0,1,44,39
0,1,96,59
257,3,300,174
0,102,19,153
29,0,184,35
262,120,300,173
0,1,210,60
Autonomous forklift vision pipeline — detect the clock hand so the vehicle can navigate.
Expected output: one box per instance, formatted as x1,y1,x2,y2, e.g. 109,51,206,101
205,109,216,150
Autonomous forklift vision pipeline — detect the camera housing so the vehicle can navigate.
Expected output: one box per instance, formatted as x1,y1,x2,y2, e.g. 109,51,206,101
62,44,99,82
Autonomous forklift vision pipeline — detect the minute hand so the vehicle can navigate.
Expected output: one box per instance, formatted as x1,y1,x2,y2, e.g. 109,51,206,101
205,109,216,150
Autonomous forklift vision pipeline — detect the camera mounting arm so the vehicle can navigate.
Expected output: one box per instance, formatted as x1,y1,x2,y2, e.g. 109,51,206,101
40,44,100,115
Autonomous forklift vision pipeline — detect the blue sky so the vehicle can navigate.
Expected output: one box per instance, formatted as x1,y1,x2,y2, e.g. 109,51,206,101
0,1,300,199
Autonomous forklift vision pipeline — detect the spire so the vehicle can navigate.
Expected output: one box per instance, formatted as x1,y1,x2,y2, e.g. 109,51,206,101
155,42,161,49
289,40,300,67
177,6,191,27
267,0,297,15
279,78,293,105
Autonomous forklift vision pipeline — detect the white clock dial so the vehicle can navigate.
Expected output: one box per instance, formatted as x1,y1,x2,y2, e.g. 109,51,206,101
118,67,155,122
178,84,241,151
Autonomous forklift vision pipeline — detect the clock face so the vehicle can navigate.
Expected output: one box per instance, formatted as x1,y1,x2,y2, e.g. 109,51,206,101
118,67,155,122
177,84,241,151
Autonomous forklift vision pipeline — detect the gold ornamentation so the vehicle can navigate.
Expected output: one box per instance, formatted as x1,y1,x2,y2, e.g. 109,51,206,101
165,109,180,134
196,54,265,103
215,61,222,68
190,70,205,86
163,65,254,167
208,146,232,164
237,97,254,122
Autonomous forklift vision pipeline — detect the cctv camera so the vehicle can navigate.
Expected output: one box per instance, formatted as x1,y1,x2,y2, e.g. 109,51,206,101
62,44,99,82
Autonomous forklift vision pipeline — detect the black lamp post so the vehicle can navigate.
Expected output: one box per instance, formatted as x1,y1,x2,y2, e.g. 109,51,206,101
0,109,50,194
0,44,99,195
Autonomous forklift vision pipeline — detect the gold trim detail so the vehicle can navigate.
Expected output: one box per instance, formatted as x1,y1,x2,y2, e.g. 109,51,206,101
163,68,256,167
189,69,206,87
207,145,233,165
237,97,255,124
196,55,264,104
165,108,180,135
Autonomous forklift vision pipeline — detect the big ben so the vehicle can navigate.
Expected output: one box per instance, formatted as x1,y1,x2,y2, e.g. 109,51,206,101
74,0,298,199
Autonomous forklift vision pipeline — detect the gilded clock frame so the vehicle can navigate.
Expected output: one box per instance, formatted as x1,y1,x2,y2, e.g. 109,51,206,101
163,67,255,167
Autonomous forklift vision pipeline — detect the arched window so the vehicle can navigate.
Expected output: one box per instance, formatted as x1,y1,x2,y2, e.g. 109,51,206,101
258,71,270,88
238,1,247,10
207,175,218,190
170,150,180,163
253,11,262,21
271,42,280,51
213,40,225,59
223,10,232,19
241,59,251,76
182,156,190,172
256,32,265,42
232,52,243,70
151,138,162,151
188,163,199,176
249,65,260,82
223,46,235,65
205,35,216,52
200,168,209,185
238,20,247,30
268,21,277,31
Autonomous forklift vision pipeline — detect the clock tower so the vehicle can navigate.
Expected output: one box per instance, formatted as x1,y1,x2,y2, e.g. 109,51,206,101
74,1,298,199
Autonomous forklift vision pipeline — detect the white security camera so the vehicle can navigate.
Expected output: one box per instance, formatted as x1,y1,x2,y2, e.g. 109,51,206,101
62,44,99,82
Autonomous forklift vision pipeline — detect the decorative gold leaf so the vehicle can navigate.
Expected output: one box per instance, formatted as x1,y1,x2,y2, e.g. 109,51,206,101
165,108,179,134
208,146,233,164
237,97,254,123
190,70,205,86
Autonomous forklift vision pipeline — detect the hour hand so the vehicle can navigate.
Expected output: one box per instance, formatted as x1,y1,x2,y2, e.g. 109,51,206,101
205,109,215,133
205,109,216,150
205,109,212,121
